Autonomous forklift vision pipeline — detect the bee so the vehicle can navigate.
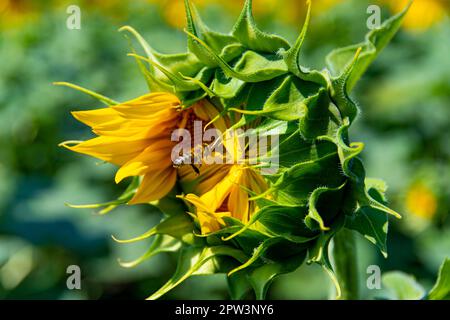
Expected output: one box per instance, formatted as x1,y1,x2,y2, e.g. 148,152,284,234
172,138,223,175
173,152,200,175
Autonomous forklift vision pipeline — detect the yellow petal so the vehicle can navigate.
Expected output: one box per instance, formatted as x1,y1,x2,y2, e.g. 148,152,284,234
182,194,211,213
181,194,228,235
115,140,174,183
129,168,176,204
179,164,231,195
71,108,119,128
193,100,228,132
228,172,250,223
112,93,180,119
65,136,149,165
197,210,225,235
201,176,234,211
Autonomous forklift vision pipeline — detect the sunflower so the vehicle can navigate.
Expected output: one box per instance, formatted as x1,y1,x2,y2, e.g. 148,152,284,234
61,0,410,300
64,89,267,224
405,182,437,220
387,0,448,31
63,92,226,204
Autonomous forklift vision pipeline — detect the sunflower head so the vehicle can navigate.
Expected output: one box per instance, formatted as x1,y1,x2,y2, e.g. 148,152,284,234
61,0,411,299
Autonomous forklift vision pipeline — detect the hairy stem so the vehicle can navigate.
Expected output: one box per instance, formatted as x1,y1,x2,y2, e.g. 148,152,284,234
332,228,360,300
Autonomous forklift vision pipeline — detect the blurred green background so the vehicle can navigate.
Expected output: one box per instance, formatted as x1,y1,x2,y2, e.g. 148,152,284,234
0,0,448,299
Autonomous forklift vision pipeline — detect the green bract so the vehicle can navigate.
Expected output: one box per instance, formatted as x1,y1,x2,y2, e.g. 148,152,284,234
69,0,412,299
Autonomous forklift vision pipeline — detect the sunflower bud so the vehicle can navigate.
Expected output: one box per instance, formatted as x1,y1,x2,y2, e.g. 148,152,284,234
60,0,411,300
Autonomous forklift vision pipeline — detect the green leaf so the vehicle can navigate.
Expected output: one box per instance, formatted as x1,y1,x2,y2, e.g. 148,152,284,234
118,235,181,268
53,82,118,106
428,258,450,300
282,0,328,86
346,206,388,258
65,176,140,215
257,206,318,243
307,228,343,299
184,0,217,67
306,183,346,231
129,54,201,92
120,25,203,80
147,245,247,300
232,51,288,82
326,2,411,91
203,31,244,62
329,49,361,123
184,31,287,83
382,272,425,300
231,0,290,53
227,271,252,300
262,76,322,121
211,69,246,99
269,142,344,206
246,252,306,300
222,205,318,244
228,237,284,276
299,88,331,139
112,213,196,245
283,0,310,75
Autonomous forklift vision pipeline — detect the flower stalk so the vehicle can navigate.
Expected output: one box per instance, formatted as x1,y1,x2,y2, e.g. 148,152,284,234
332,228,360,300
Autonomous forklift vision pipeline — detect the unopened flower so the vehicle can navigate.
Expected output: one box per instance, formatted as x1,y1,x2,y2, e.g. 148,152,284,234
60,0,410,300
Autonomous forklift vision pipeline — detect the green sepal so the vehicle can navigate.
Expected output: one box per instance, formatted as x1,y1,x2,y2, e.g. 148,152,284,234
112,213,199,246
118,235,181,268
346,206,389,258
282,0,328,87
248,252,306,300
222,205,318,244
227,247,306,300
227,237,285,276
308,233,341,298
120,25,204,80
185,30,288,83
329,49,361,124
345,179,389,258
268,142,344,206
184,0,218,67
231,0,290,53
65,176,140,215
211,69,246,99
262,76,321,121
305,182,347,231
53,82,118,106
129,54,202,92
326,2,411,91
427,258,450,300
203,31,245,62
299,88,331,139
147,245,248,300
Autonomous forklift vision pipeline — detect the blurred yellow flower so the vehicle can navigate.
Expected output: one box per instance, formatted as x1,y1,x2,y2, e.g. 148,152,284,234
405,182,438,220
0,0,37,29
150,0,344,29
387,0,448,31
